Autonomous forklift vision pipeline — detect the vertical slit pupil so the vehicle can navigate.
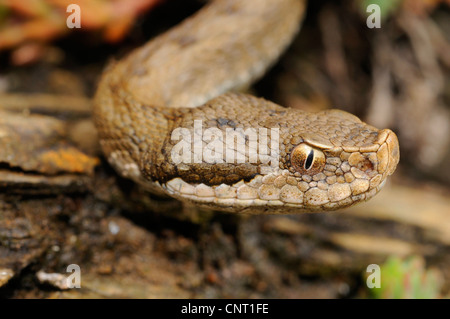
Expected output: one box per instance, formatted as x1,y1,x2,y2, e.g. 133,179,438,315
305,149,314,170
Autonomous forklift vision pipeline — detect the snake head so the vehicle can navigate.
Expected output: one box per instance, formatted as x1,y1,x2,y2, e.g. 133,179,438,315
157,97,400,214
275,109,400,212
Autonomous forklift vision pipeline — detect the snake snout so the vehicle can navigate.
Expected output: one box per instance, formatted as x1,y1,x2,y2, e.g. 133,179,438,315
374,129,400,177
344,128,399,195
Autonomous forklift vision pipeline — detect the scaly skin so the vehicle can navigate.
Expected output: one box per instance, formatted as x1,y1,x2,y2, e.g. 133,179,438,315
94,0,400,213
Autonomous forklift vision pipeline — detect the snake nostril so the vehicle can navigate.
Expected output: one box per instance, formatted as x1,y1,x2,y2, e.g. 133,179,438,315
357,158,374,173
348,152,374,174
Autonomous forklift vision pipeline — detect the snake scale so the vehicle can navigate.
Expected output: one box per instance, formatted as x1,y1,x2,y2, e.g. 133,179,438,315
93,0,400,213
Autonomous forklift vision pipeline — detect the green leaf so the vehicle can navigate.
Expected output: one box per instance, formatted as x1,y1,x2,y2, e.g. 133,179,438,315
360,0,403,20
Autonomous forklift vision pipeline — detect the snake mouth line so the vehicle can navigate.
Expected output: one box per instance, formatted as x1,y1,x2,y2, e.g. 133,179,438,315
160,165,389,213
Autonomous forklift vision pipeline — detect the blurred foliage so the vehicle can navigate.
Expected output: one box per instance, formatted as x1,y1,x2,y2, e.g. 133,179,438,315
359,0,450,18
0,4,9,23
0,0,162,64
367,256,444,299
360,0,403,20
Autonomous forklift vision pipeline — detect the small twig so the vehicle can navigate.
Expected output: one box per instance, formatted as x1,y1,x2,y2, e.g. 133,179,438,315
0,93,92,117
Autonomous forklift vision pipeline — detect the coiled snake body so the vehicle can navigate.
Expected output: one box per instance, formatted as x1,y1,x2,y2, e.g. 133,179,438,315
94,0,400,213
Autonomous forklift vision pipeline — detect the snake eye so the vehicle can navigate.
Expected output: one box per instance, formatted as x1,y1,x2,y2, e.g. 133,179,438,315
291,143,326,175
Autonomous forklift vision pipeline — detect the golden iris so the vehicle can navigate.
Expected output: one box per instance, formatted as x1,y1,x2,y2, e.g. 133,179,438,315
290,143,326,175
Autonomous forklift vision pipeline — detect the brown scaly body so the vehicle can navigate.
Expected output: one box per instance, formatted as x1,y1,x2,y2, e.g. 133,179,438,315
94,0,399,213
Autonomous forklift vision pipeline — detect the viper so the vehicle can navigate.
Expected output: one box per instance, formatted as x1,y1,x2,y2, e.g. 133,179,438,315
93,0,400,213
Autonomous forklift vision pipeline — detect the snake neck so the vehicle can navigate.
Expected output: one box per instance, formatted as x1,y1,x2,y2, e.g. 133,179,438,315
94,0,305,184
